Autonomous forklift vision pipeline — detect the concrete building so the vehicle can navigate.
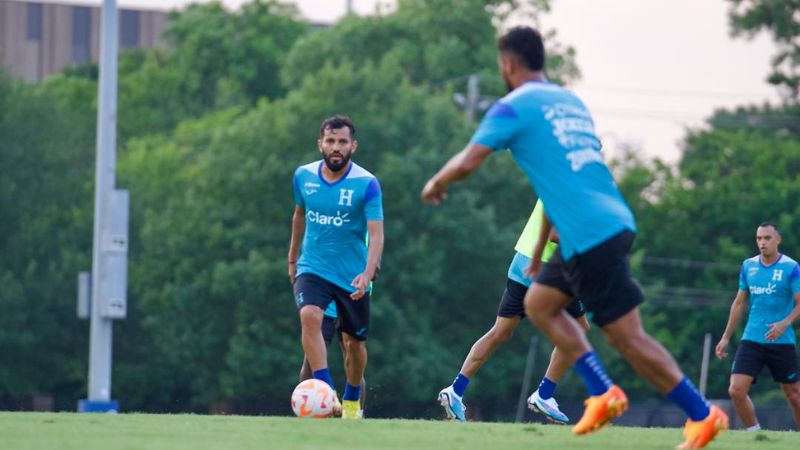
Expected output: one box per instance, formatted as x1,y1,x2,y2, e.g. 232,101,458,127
0,0,166,82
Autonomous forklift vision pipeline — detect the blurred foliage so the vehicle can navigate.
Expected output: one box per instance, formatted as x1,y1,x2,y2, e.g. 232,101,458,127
1,0,797,418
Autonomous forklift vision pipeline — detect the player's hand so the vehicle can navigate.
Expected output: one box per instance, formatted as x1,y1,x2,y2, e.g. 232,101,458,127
765,320,788,342
714,337,729,359
350,273,370,300
421,178,448,205
524,258,542,279
288,261,297,284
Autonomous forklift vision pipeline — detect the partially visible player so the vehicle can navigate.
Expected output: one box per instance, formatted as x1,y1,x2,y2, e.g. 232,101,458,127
297,302,366,416
422,26,727,448
289,115,384,419
438,201,589,423
715,223,800,430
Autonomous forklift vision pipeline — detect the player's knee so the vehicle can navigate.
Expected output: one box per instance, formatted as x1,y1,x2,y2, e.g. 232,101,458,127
783,385,800,404
728,384,747,400
344,337,365,354
299,306,323,327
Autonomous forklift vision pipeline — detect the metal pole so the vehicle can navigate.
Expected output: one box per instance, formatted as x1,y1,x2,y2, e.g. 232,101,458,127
82,0,118,412
515,335,539,422
699,332,712,396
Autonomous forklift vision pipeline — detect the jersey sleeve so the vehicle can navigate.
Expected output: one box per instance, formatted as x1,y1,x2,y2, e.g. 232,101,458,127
292,169,304,207
469,101,524,151
364,177,383,221
790,264,800,294
738,263,748,291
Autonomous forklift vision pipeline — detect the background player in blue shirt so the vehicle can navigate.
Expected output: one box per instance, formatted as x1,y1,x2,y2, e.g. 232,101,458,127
715,223,800,430
288,115,384,419
422,26,726,448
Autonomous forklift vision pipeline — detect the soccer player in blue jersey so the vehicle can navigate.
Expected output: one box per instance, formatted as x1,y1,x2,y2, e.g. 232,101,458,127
297,303,367,416
288,115,384,419
715,223,800,430
438,201,589,424
422,26,727,448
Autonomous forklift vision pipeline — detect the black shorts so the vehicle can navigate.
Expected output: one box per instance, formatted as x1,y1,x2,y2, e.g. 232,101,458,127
294,273,370,341
321,315,339,344
536,230,644,327
732,340,800,384
497,278,586,319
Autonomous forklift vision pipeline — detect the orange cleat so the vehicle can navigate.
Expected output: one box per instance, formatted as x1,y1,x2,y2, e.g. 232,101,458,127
572,385,628,435
676,405,728,449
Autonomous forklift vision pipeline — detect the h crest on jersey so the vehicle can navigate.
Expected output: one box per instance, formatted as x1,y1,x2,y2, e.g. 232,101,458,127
338,189,354,206
773,269,783,281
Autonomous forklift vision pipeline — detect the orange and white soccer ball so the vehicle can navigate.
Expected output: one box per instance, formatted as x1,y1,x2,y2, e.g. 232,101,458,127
291,379,335,418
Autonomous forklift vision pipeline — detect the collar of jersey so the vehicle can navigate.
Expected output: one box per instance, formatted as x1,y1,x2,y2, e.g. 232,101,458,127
317,160,353,187
759,253,782,268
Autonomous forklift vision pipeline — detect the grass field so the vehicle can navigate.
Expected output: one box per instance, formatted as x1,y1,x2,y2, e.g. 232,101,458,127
1,412,797,450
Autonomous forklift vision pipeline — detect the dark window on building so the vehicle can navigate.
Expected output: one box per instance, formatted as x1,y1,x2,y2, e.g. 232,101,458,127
120,10,140,49
72,6,91,63
26,3,43,41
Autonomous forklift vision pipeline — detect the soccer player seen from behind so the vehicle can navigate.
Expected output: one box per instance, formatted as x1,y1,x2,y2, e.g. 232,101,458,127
715,223,800,430
298,302,366,416
438,200,589,423
421,26,727,448
288,115,384,419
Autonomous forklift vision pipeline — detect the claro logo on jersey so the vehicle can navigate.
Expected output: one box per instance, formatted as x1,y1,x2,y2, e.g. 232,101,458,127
307,210,351,227
749,283,777,295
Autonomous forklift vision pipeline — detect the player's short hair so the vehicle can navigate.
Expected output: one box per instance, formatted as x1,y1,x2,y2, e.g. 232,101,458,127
319,115,356,139
758,222,780,233
498,26,545,71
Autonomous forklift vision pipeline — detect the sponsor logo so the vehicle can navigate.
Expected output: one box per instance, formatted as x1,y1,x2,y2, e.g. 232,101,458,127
566,148,604,172
304,189,318,195
749,283,777,295
304,182,320,188
307,210,350,227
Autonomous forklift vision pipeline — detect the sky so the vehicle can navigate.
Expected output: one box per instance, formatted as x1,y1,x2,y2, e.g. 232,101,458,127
47,0,781,164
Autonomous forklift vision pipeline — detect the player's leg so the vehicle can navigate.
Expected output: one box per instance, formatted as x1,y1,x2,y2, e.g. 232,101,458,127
439,278,525,422
528,310,590,424
768,343,800,428
299,316,336,382
335,289,370,419
780,382,800,428
337,325,366,412
295,274,335,390
728,374,758,428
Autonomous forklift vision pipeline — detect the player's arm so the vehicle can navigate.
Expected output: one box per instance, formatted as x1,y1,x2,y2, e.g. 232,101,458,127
288,205,305,284
421,144,493,205
527,212,553,278
351,220,384,300
715,289,749,359
765,291,800,342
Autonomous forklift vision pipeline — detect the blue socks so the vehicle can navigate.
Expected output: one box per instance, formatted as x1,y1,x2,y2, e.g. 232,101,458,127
452,373,469,397
667,377,710,421
312,368,334,390
574,351,614,396
537,377,557,400
343,383,361,402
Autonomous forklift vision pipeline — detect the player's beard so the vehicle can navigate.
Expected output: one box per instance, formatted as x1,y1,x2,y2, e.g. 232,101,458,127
323,151,351,172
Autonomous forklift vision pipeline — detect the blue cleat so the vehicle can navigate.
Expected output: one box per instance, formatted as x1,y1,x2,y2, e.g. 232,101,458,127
528,390,569,424
438,386,467,422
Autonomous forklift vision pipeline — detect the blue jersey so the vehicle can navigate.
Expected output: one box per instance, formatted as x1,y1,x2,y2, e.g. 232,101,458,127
293,160,383,293
470,81,636,261
738,254,800,345
507,252,534,287
324,302,337,319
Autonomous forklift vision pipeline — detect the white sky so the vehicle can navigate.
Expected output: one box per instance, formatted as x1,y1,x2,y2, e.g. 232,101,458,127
45,0,781,163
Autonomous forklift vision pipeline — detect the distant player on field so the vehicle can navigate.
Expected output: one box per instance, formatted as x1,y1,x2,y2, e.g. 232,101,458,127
422,26,727,448
715,222,800,430
438,200,589,423
289,115,384,419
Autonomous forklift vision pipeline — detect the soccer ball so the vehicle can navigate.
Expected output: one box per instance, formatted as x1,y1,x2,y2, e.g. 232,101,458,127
291,379,335,418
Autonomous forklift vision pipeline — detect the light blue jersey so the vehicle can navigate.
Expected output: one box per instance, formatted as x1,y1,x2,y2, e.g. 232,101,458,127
738,254,800,345
507,252,534,287
470,81,636,261
324,302,337,319
293,160,383,293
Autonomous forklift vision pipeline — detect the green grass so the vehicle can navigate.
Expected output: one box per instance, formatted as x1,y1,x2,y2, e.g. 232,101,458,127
0,413,797,450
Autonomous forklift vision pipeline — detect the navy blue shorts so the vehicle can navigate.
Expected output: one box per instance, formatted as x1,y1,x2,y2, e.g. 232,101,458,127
294,273,370,341
732,340,799,384
498,278,585,319
536,231,644,327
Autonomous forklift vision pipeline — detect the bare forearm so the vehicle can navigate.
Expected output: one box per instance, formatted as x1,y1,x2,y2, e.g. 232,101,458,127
365,226,384,279
288,209,305,260
721,300,745,340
